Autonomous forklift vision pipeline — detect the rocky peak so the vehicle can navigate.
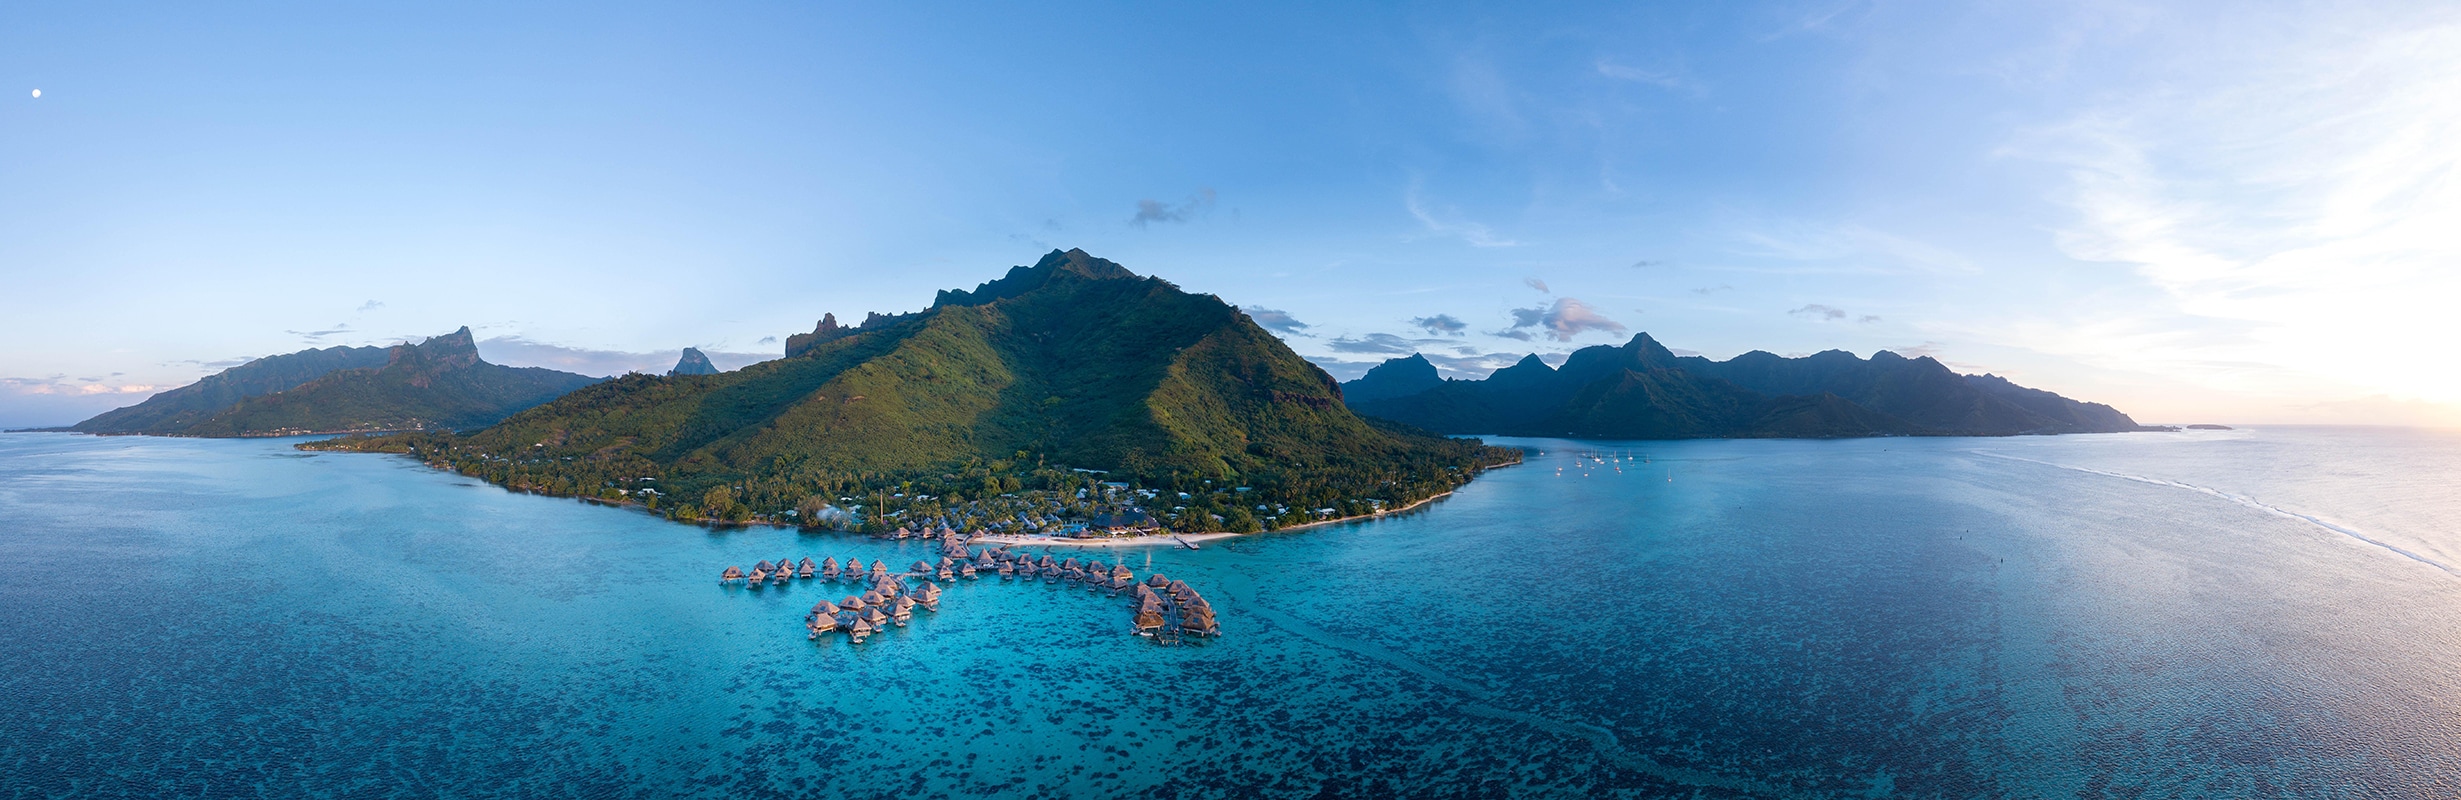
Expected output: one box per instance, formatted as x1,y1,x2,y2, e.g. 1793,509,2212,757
669,347,719,376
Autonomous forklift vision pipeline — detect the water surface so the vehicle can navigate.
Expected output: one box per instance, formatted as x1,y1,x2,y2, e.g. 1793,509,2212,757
3,428,2457,798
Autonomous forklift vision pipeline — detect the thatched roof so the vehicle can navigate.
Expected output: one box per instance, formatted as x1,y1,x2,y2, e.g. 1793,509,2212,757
1113,565,1134,580
754,560,774,572
812,600,840,615
1038,555,1058,569
810,616,836,631
848,617,876,634
1133,610,1164,630
842,594,864,609
721,566,743,579
863,608,888,625
845,557,865,573
860,590,883,605
798,557,816,569
1060,558,1079,571
1145,574,1170,587
869,563,889,577
912,560,933,572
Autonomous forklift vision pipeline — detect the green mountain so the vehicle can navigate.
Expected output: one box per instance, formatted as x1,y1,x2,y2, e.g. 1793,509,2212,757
321,250,1512,527
72,344,393,434
133,328,602,437
1345,333,2158,438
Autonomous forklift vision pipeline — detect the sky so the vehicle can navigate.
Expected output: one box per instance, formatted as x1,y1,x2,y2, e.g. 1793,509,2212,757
4,1,2457,428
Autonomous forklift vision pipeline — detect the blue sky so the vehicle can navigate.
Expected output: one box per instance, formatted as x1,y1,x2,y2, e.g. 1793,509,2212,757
4,1,2457,428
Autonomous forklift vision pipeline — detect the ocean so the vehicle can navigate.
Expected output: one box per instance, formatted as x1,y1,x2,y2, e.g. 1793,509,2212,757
3,427,2457,798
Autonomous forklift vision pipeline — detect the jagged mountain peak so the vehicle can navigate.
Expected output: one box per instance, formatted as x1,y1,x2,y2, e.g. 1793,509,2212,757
670,347,719,376
933,248,1147,308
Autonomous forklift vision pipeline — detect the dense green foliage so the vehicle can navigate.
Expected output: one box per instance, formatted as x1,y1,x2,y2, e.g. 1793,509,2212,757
311,250,1516,532
1346,333,2157,438
72,344,393,434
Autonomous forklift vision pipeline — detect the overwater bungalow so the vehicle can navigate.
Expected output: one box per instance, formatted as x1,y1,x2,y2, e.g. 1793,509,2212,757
810,599,841,620
720,565,744,584
842,595,866,611
808,614,837,638
911,559,933,575
797,557,816,578
1181,608,1219,637
1038,555,1060,571
862,607,889,628
861,590,884,607
748,566,770,584
869,562,890,582
821,557,840,580
845,557,865,577
846,617,875,643
998,562,1015,579
1145,574,1170,589
1112,564,1134,583
1059,557,1080,573
959,562,978,579
755,559,775,575
1133,608,1165,635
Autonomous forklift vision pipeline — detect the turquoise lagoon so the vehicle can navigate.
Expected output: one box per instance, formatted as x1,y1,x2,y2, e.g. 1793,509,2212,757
4,428,2459,798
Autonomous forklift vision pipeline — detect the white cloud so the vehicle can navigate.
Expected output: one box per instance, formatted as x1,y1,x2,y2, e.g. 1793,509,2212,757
2008,14,2461,407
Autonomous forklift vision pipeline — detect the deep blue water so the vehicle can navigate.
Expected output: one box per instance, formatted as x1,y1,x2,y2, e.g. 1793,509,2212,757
4,427,2459,798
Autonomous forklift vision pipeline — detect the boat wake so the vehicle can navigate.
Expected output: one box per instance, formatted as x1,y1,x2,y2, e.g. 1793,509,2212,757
1975,452,2460,579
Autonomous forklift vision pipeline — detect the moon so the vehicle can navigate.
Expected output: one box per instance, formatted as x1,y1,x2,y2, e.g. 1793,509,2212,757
29,89,38,98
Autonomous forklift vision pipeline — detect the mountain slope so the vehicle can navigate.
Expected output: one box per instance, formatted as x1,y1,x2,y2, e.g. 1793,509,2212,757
174,328,602,436
350,250,1512,521
1344,333,2155,438
72,345,392,434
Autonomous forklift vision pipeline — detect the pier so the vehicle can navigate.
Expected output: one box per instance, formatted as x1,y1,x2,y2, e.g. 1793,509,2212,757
718,530,1223,646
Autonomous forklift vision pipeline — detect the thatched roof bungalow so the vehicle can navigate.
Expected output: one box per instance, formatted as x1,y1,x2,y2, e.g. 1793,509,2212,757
720,566,744,583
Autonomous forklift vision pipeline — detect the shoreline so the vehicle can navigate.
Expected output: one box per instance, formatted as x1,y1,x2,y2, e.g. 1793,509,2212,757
977,484,1473,548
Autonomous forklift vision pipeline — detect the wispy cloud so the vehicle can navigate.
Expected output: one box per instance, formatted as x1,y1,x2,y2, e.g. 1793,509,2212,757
1412,314,1467,336
1499,297,1627,341
1326,333,1447,355
1594,59,1703,94
1129,188,1217,227
1692,285,1734,295
1523,277,1550,293
286,324,353,341
1732,221,1977,274
1789,304,1847,321
2003,14,2461,405
356,300,384,312
1,375,157,396
1242,306,1313,337
1404,183,1518,248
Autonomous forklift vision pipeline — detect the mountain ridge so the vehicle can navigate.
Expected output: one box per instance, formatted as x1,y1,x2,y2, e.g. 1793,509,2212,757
74,328,602,437
1343,333,2159,438
318,250,1514,531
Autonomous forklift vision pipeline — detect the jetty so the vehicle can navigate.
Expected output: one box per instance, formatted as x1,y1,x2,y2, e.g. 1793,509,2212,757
721,531,1224,646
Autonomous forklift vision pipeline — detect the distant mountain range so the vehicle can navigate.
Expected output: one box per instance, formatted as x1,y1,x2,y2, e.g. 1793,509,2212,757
73,328,602,437
1342,334,2157,438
